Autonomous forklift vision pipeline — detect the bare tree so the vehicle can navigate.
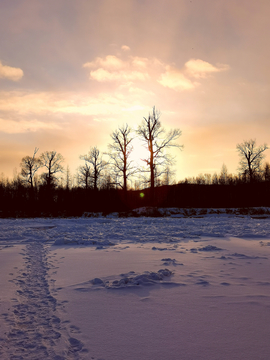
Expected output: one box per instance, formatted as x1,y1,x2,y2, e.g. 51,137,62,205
219,164,228,185
195,173,205,185
212,172,219,185
77,163,91,189
40,151,64,188
162,166,175,186
20,147,41,190
236,139,268,183
107,124,136,192
137,106,182,195
263,162,270,182
80,147,107,191
204,173,212,185
65,165,72,190
100,171,114,190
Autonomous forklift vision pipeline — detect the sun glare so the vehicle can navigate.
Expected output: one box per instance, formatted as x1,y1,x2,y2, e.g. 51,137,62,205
130,138,149,166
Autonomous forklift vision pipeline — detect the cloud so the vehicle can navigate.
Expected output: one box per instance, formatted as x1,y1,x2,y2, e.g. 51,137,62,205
158,59,230,91
83,55,125,70
0,89,148,131
0,118,60,134
158,67,197,91
89,68,149,82
0,55,231,137
131,57,149,69
121,45,130,51
0,61,23,81
185,59,230,78
84,53,230,95
83,54,151,83
122,105,145,112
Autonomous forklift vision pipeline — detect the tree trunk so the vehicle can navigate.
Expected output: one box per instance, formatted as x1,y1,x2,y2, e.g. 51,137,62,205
149,139,155,203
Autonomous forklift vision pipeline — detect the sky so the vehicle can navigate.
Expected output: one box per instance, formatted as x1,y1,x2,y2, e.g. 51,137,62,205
1,0,270,183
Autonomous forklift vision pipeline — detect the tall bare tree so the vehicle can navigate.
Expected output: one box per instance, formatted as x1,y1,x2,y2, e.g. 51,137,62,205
236,139,268,183
80,147,107,191
40,151,64,188
77,163,91,189
137,106,182,195
20,147,41,191
107,124,136,192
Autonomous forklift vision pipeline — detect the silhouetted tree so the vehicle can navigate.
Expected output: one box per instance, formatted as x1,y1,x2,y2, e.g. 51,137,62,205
236,139,268,183
212,172,219,185
77,163,91,189
162,166,175,186
20,147,41,191
263,162,270,182
40,151,64,189
195,173,205,185
80,147,107,191
100,172,114,190
65,165,72,190
219,164,228,185
137,106,182,197
107,124,136,192
204,173,212,185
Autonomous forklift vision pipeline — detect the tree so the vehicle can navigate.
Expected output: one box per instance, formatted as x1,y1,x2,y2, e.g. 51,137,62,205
263,162,270,182
137,106,182,196
212,172,219,185
195,173,205,185
107,124,136,192
20,147,41,191
40,151,64,189
80,147,107,191
219,164,228,185
236,139,268,183
77,163,92,189
162,166,175,186
65,165,72,190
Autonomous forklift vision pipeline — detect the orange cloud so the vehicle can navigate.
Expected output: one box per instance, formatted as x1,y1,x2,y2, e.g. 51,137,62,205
185,59,230,78
0,118,60,134
83,55,125,70
0,61,24,81
89,68,149,82
83,54,151,83
84,52,230,95
121,45,131,51
158,66,197,91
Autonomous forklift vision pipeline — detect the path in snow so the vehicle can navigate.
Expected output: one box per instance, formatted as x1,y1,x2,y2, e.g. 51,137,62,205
0,239,87,360
1,217,270,359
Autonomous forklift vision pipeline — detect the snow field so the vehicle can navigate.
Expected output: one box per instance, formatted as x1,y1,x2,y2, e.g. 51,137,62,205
1,215,270,359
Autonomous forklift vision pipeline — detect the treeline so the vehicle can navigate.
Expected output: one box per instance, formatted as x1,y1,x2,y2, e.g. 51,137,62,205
183,163,270,185
1,163,270,217
1,108,270,216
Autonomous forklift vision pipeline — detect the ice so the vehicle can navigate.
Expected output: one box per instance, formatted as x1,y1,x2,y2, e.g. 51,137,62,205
1,212,270,359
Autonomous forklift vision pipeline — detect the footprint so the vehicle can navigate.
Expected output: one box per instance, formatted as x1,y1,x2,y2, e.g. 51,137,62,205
68,337,84,351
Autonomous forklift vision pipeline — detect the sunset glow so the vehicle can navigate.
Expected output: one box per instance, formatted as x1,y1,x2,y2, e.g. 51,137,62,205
0,0,270,181
129,137,149,168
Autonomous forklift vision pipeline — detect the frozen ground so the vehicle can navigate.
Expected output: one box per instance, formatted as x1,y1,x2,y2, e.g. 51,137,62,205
1,213,270,359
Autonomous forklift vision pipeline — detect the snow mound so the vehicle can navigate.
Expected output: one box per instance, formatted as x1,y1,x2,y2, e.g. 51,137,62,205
89,269,174,289
161,258,184,266
190,245,224,253
112,206,270,218
54,238,115,247
229,252,268,260
198,245,224,251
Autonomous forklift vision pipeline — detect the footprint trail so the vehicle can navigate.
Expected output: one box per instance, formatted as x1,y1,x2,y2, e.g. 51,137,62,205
1,239,86,360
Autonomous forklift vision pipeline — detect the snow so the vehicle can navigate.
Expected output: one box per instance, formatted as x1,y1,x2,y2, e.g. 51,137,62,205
1,213,270,359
